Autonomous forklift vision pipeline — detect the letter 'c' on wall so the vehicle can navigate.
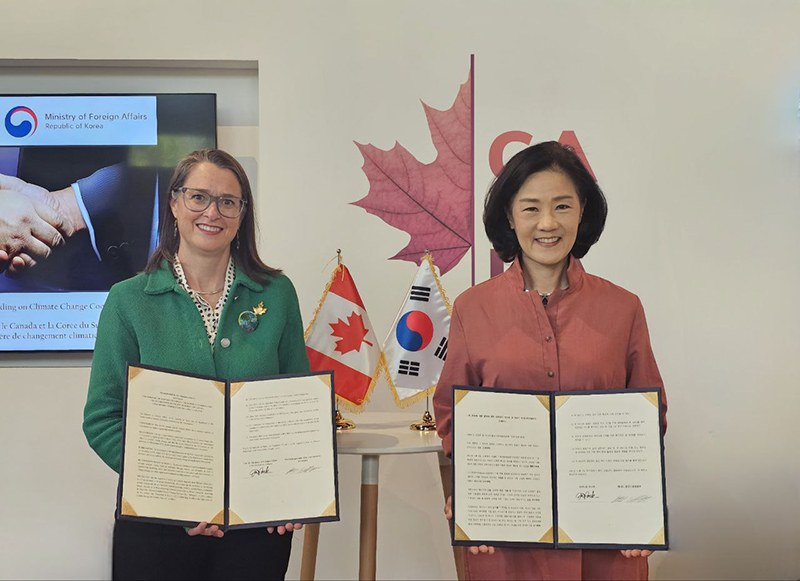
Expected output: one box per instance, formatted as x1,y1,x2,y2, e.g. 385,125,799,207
488,131,533,177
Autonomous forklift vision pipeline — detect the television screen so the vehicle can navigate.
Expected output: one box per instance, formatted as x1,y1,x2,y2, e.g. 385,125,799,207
0,93,217,352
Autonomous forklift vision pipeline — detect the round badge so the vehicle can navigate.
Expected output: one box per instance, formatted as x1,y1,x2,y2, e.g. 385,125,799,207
238,310,259,333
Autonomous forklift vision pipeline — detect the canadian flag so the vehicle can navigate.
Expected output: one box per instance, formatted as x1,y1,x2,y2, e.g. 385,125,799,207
305,264,381,411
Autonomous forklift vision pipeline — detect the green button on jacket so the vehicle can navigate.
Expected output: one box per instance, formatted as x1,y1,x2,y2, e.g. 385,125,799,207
82,261,310,472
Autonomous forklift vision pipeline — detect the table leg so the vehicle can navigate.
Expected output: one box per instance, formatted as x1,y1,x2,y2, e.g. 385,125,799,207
300,522,320,581
359,454,380,581
438,451,466,581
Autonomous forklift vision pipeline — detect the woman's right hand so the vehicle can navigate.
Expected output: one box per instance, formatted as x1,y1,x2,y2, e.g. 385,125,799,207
186,521,224,538
445,495,495,555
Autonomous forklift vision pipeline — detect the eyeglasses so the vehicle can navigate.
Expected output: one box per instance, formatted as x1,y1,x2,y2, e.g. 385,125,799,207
173,187,247,218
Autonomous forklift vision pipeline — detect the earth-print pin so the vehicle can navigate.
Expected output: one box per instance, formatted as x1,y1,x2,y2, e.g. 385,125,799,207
238,302,267,333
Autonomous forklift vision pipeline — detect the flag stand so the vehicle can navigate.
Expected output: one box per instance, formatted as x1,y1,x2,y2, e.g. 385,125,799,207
410,396,437,431
335,408,356,431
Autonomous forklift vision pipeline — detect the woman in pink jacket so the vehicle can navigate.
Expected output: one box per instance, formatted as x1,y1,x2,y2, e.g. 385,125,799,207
433,141,666,581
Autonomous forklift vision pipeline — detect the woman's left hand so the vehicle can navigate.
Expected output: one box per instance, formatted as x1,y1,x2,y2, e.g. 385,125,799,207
267,522,303,535
187,521,224,538
620,549,652,558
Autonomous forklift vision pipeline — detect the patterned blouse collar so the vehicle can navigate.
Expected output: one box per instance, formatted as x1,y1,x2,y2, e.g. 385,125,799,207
172,254,235,349
172,255,235,296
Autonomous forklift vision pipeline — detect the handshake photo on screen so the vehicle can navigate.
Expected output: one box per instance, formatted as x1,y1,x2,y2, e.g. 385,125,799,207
0,160,161,292
0,94,216,352
0,93,216,294
0,170,81,276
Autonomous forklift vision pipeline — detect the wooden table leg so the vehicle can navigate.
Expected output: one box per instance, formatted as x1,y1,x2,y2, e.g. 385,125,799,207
359,454,380,581
438,451,466,581
300,522,320,581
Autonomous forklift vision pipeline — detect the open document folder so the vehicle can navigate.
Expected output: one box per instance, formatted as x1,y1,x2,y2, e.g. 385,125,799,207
118,364,339,530
451,386,667,550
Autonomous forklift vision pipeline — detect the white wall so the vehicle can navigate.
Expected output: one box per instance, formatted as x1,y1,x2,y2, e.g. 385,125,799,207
1,1,800,579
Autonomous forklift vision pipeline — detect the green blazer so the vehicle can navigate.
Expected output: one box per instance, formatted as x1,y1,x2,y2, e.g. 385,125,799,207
83,261,310,472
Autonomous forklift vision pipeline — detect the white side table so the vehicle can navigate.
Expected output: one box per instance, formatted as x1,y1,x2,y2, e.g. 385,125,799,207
300,411,448,581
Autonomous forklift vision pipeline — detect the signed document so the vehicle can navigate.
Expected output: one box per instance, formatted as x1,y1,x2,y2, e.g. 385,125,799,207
451,387,667,550
118,365,339,530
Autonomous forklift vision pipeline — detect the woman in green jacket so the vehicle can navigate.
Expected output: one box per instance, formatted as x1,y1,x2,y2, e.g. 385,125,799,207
83,149,310,581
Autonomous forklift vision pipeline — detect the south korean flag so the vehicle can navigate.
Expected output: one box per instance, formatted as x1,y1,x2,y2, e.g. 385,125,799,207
381,254,452,406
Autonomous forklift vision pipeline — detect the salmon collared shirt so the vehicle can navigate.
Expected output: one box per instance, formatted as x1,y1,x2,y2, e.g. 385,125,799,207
433,256,666,581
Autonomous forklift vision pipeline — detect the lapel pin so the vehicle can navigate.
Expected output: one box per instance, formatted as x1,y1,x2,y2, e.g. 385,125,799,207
239,302,267,333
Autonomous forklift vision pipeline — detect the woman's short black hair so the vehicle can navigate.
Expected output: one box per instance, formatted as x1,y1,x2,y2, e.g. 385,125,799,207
483,141,607,262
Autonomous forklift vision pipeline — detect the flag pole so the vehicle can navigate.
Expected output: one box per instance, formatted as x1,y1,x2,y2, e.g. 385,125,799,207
332,249,357,431
409,250,439,431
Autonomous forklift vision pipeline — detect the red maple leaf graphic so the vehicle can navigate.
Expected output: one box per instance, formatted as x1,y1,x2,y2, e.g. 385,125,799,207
352,62,473,275
330,312,374,355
